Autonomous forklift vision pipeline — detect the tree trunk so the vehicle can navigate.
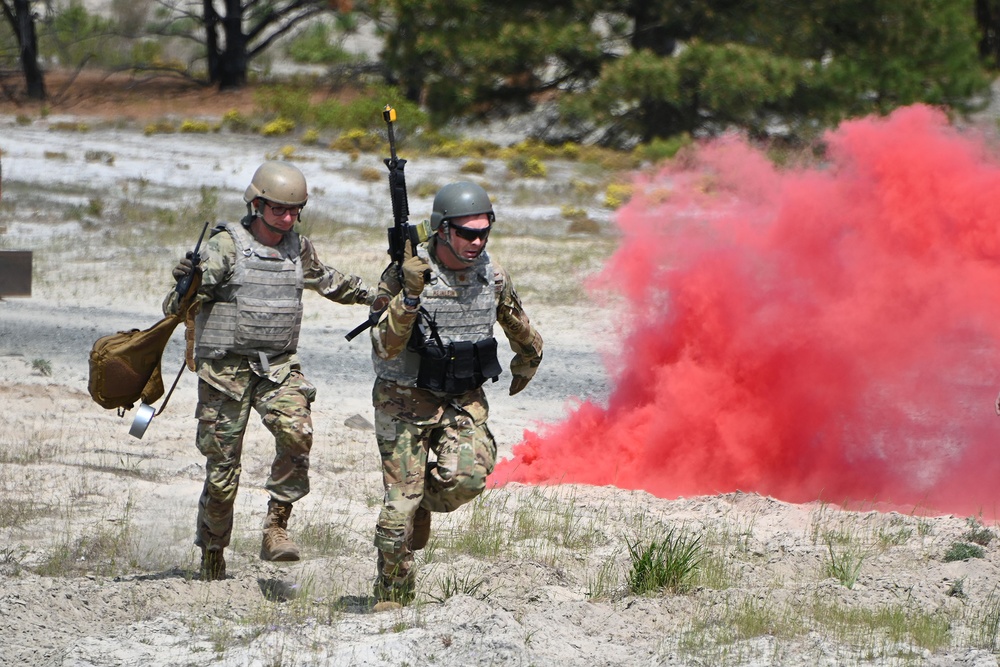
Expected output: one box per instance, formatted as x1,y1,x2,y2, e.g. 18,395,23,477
976,0,1000,68
203,0,220,83
13,0,45,100
628,0,676,56
216,0,247,90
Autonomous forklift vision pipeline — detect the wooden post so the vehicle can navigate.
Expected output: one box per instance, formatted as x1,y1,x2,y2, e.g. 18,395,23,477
0,250,32,298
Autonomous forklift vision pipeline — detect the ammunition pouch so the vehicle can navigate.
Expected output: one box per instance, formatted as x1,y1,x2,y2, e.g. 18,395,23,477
411,335,502,394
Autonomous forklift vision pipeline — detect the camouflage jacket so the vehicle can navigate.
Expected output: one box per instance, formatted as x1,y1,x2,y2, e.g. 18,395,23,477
370,241,543,425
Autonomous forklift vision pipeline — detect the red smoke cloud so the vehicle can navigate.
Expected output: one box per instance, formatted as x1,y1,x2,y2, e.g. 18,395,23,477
495,105,1000,516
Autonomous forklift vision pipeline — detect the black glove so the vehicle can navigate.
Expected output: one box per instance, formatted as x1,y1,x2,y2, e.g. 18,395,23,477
172,255,194,283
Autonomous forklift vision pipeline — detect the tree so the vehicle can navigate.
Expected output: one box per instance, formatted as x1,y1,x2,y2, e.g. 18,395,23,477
370,0,992,146
155,0,350,89
976,0,1000,68
1,0,46,100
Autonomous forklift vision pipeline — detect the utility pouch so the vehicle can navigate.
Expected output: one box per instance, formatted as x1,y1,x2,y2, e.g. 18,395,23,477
474,338,502,381
415,342,449,392
451,341,475,381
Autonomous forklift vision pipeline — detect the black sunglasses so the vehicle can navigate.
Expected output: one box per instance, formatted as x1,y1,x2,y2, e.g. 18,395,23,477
450,223,492,242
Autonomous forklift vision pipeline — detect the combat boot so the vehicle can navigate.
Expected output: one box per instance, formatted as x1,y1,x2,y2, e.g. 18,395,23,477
372,551,414,612
410,507,431,551
260,500,301,562
200,547,226,581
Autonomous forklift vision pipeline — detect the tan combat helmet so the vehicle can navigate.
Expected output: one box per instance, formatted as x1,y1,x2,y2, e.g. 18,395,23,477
244,161,308,207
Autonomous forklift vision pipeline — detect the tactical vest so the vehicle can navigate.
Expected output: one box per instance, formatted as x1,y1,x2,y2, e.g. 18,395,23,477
373,245,502,393
195,221,304,359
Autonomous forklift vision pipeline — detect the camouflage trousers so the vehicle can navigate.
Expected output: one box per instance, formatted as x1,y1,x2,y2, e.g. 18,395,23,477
193,371,316,551
373,404,496,595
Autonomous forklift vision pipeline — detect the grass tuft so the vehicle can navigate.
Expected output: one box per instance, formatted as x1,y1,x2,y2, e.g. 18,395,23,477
943,541,985,562
625,526,703,595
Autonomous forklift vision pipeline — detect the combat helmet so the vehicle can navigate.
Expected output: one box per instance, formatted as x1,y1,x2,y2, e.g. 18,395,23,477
429,181,495,232
244,161,308,207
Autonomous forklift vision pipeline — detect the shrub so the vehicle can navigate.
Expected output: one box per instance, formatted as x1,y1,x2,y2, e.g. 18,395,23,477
302,128,320,145
328,128,381,152
179,119,211,133
634,134,692,163
221,109,251,133
261,117,296,136
604,182,634,209
460,159,486,174
507,155,547,178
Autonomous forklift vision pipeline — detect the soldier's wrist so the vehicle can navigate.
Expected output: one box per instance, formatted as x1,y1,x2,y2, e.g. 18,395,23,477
402,294,420,310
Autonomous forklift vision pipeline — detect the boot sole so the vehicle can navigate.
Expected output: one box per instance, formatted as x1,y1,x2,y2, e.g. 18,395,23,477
260,550,301,562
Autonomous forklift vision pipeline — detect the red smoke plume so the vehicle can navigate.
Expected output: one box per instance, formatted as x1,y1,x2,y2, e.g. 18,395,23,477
495,105,1000,516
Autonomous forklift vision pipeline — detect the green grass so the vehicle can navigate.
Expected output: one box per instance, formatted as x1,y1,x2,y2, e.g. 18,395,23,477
427,570,492,603
625,526,704,595
970,585,1000,650
823,535,870,589
943,541,985,562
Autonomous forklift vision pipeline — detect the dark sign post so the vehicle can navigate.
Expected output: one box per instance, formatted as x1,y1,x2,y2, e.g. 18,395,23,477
0,251,33,298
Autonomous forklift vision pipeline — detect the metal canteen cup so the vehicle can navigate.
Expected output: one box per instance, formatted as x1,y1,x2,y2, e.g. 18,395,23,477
129,402,156,439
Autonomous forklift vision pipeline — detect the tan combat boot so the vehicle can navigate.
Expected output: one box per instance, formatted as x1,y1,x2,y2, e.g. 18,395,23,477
260,500,301,561
200,547,226,581
410,507,431,551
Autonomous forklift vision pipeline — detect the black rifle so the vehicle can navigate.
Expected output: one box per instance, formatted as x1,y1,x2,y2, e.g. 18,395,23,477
345,105,428,341
175,221,210,297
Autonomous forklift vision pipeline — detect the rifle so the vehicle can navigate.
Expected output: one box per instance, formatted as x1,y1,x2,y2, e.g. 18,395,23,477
345,104,430,341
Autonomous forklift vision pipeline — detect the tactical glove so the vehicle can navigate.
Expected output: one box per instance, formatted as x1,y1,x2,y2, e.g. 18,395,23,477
401,244,430,297
509,374,531,396
172,255,195,282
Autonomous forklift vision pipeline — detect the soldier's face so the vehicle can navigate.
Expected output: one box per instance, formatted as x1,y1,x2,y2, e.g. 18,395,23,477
446,213,491,260
261,200,300,232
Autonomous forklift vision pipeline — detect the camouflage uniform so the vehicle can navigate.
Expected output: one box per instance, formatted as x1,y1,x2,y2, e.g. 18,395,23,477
369,239,543,602
165,217,374,552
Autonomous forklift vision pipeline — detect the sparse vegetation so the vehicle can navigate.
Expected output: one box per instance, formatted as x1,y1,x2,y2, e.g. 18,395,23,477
31,358,53,376
944,541,985,562
823,535,870,589
625,527,703,595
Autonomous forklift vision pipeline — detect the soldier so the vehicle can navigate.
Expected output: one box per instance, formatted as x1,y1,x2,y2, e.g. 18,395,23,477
369,181,543,609
167,161,375,580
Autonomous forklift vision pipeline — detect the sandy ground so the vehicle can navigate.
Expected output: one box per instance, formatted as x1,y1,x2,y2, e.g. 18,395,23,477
3,90,1000,666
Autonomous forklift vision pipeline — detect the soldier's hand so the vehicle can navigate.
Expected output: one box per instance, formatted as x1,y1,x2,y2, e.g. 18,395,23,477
172,256,195,282
509,374,531,396
401,244,429,297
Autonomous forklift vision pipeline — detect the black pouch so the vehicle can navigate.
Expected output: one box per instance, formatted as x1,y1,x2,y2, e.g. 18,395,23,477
416,343,449,392
474,337,502,380
443,341,477,393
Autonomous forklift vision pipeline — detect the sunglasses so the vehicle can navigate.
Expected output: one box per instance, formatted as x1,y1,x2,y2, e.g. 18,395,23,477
450,223,492,242
266,202,303,217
